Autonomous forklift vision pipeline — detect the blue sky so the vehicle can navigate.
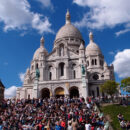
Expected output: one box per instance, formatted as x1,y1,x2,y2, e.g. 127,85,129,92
0,0,130,97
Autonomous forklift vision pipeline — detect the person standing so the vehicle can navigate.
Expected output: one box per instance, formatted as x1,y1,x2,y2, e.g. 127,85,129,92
85,121,91,130
55,122,62,130
72,119,78,130
67,123,73,130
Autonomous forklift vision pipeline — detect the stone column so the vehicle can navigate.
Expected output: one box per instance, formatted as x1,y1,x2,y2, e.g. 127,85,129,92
65,66,69,79
43,66,46,81
81,75,89,99
50,85,54,97
39,67,43,81
33,78,39,99
65,83,70,97
97,56,100,67
56,67,59,80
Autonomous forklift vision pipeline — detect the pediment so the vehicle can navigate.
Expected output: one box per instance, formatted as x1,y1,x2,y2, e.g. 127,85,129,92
47,49,57,60
68,48,79,58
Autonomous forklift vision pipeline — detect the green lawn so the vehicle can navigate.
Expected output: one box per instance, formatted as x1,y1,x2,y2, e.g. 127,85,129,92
100,104,130,130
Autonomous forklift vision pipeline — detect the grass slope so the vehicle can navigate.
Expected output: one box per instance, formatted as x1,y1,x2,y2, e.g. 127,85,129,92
101,104,130,130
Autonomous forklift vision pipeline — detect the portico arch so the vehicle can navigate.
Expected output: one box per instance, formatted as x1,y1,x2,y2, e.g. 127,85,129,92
69,86,79,98
41,88,50,99
55,87,64,98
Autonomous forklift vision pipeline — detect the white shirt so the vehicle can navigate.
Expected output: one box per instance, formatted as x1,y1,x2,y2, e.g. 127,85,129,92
97,127,101,130
68,125,73,130
85,123,91,130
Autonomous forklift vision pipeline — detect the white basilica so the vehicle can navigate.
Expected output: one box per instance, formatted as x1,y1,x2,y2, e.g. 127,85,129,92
16,10,115,99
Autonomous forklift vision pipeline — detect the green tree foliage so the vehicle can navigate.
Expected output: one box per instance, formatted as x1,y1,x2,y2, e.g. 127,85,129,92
121,77,130,92
100,80,119,96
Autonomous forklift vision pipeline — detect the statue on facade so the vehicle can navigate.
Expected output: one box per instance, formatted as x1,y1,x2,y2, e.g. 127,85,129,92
81,64,85,75
35,68,40,79
59,46,64,56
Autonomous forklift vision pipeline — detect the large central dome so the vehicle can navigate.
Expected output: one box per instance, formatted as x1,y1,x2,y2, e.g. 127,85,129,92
55,24,82,41
55,10,83,41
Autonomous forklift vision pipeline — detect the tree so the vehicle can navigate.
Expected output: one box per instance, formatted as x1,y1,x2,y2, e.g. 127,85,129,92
121,77,130,92
100,80,119,97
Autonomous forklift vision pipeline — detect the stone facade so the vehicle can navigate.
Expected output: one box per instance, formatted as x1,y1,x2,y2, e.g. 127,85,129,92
16,11,115,99
0,80,5,101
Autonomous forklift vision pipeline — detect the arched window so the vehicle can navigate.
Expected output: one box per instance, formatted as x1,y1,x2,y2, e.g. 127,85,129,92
49,66,53,80
73,70,76,79
100,60,103,66
92,59,94,65
36,63,39,69
93,74,99,80
87,61,89,66
28,94,30,99
49,72,52,80
59,63,65,76
72,64,76,79
95,59,97,65
59,44,64,56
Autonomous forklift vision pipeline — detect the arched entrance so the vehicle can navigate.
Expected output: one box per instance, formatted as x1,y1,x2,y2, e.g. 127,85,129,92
69,87,79,98
41,88,50,99
55,87,64,98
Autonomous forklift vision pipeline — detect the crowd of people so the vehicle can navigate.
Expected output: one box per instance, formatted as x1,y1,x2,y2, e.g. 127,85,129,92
0,97,110,130
117,113,130,129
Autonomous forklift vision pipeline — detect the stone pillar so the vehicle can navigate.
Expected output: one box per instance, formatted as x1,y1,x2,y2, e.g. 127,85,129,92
43,67,45,81
56,67,59,80
33,78,39,99
97,56,100,67
50,86,54,97
39,67,43,81
65,66,69,79
80,64,89,101
81,75,89,100
65,83,70,97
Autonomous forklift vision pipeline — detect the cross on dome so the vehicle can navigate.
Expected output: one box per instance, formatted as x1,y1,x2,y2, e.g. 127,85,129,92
66,9,71,24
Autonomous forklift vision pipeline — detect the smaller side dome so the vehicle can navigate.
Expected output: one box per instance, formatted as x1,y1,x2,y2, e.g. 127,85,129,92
33,36,48,60
86,32,102,56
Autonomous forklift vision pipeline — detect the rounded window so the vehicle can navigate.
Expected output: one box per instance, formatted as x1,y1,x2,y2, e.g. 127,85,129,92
93,74,99,80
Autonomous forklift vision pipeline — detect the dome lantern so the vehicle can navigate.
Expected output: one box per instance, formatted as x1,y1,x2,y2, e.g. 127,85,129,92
40,36,44,47
66,9,71,24
89,32,94,42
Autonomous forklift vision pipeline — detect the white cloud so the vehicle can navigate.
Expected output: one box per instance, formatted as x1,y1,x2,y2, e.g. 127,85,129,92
109,49,120,55
115,29,130,37
73,0,130,34
32,14,54,34
112,49,130,78
37,0,53,9
109,51,115,55
4,86,17,98
0,0,53,34
19,73,25,82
